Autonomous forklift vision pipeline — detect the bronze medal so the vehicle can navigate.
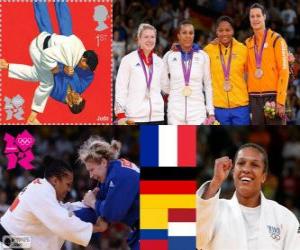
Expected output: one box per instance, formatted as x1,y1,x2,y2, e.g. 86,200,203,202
223,80,232,92
255,68,263,79
254,30,268,79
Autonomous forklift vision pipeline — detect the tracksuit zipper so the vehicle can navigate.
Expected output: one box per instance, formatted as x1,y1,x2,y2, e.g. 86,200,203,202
185,97,187,124
149,97,152,122
226,92,230,108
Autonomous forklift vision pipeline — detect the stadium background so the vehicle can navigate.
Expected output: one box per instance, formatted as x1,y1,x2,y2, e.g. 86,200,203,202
113,0,300,124
196,126,300,222
0,126,139,250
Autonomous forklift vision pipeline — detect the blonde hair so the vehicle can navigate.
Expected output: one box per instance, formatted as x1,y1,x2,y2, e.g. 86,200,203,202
137,23,157,38
78,136,121,163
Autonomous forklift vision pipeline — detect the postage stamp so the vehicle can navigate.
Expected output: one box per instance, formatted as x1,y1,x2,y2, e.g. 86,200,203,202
0,0,112,124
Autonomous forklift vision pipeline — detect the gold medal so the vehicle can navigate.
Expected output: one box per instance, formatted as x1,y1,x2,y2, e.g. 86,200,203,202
223,80,232,92
182,85,192,97
255,68,263,79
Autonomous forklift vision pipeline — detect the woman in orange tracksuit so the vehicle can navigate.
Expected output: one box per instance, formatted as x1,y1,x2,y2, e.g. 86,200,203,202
246,3,289,125
204,16,250,125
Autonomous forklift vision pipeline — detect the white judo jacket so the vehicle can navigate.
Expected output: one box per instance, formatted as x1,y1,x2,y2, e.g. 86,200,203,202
196,181,300,250
161,49,214,124
8,32,85,113
115,50,164,123
0,178,92,250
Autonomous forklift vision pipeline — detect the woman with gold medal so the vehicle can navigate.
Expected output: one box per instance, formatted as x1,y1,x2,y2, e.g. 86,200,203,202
161,20,214,125
245,3,289,125
204,16,250,125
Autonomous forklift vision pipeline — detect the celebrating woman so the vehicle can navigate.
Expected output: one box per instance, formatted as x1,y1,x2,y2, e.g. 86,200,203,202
161,20,214,125
115,23,164,125
197,143,299,249
246,3,289,125
204,16,250,125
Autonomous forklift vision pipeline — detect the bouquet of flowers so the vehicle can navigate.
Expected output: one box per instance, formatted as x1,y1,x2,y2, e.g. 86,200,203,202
203,116,220,125
264,101,276,119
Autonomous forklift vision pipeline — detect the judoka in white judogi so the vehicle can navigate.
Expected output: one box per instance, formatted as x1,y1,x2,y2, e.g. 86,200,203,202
9,32,86,113
197,182,300,250
0,178,93,250
196,144,300,250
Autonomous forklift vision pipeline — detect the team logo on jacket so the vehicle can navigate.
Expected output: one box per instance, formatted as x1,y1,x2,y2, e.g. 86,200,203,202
135,63,141,67
172,57,177,62
267,225,281,241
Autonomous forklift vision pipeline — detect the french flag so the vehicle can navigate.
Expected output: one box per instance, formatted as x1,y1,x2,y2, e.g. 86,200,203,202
140,125,196,167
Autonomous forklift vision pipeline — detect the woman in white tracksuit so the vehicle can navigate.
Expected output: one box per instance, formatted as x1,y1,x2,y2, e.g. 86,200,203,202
161,20,215,124
115,23,164,125
196,143,300,250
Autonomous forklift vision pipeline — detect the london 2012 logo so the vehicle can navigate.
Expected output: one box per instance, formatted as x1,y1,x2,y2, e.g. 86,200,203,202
3,130,35,170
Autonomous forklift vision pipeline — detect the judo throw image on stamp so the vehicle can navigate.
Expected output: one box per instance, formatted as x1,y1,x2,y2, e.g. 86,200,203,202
0,126,140,250
0,1,112,124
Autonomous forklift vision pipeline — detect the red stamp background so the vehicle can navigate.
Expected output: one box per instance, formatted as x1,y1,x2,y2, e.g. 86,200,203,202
1,1,112,124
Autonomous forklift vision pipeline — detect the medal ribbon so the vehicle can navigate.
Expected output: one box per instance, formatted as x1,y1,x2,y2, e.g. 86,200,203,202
219,42,233,81
138,50,153,91
254,29,268,68
181,50,193,86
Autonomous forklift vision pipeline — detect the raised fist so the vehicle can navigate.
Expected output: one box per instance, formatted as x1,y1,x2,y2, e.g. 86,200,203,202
212,156,233,186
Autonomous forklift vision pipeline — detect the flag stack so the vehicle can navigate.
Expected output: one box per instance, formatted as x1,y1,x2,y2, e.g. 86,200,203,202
140,168,197,250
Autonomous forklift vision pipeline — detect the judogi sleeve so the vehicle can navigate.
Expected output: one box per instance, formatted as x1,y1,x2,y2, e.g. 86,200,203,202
196,181,220,249
8,64,39,82
202,52,214,115
283,209,300,249
27,185,93,246
274,37,289,105
70,70,94,93
160,51,171,95
115,55,131,116
40,35,85,71
94,169,139,222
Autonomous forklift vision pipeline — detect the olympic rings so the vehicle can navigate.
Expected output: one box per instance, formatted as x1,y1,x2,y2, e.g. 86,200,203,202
16,138,33,146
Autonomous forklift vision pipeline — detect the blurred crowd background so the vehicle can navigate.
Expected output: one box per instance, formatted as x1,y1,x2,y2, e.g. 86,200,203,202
0,126,139,250
113,0,300,124
196,126,300,221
